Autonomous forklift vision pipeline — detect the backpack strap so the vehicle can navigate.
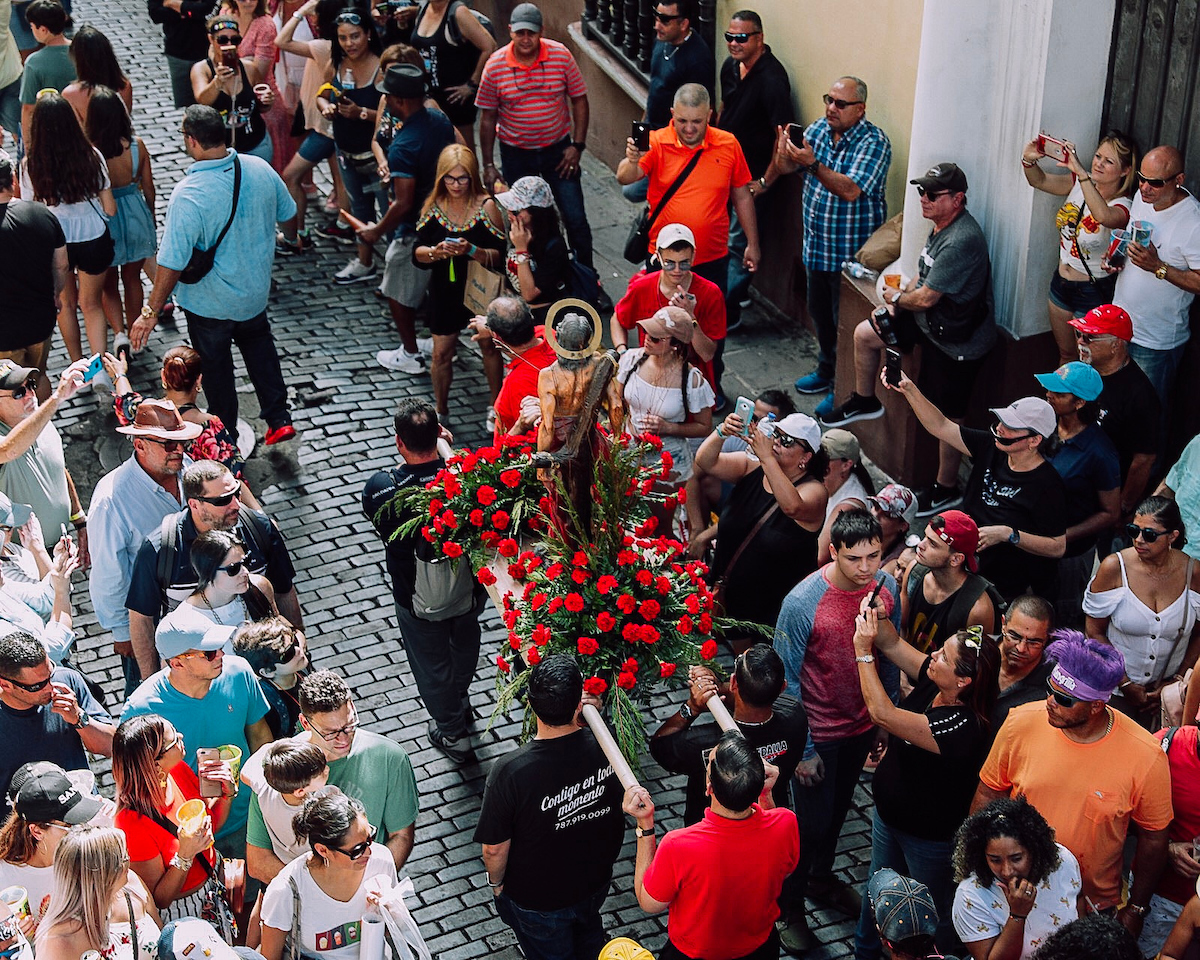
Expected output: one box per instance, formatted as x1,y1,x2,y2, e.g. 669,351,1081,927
1162,725,1182,757
156,513,182,619
947,573,991,631
237,503,271,560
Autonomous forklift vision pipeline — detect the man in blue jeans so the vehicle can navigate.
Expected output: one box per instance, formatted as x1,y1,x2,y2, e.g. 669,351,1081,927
130,104,297,446
475,655,624,960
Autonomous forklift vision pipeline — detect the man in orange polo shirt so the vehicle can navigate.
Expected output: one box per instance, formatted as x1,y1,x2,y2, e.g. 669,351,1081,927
617,82,759,296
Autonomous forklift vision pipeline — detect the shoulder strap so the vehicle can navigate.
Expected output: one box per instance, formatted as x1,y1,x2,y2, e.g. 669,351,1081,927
722,475,806,578
444,0,466,44
124,890,138,959
645,148,703,234
156,513,182,616
947,574,990,630
237,503,270,559
1162,725,1182,756
208,155,242,260
287,875,302,960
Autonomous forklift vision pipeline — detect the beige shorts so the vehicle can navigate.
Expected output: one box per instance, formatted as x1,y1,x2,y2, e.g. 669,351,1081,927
380,232,432,309
0,337,52,376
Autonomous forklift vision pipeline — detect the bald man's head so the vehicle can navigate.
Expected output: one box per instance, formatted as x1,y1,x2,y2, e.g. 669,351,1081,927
1138,146,1185,205
1142,145,1184,177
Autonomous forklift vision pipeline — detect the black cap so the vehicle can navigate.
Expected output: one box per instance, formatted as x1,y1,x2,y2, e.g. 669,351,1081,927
0,360,37,391
15,769,104,824
910,162,968,194
375,63,425,98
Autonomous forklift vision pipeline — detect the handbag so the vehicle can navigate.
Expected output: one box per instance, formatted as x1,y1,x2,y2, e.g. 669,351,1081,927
463,257,504,315
179,155,242,284
148,805,244,939
623,148,704,264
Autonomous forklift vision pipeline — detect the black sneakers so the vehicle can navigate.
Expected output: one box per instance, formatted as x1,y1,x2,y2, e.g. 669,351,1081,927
915,482,964,518
818,393,884,427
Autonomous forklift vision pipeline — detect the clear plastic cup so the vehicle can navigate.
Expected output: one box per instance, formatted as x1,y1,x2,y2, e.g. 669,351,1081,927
0,886,29,919
177,798,207,835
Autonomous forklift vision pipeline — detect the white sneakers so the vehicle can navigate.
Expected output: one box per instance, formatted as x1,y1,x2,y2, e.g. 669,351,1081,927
333,258,377,285
376,348,427,374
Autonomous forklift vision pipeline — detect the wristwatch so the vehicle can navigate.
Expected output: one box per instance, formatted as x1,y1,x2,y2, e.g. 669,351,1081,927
1155,264,1169,280
571,141,586,152
1008,528,1021,545
168,853,192,872
678,701,694,721
635,825,654,839
73,712,91,729
1126,903,1149,917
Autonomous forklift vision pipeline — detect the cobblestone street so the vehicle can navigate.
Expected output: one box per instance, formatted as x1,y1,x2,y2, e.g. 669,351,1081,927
51,0,874,954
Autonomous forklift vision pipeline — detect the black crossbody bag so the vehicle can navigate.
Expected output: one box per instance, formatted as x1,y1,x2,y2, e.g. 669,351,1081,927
179,155,241,284
623,148,703,263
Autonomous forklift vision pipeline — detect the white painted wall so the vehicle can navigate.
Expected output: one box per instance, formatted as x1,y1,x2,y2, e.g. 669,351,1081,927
899,0,1119,339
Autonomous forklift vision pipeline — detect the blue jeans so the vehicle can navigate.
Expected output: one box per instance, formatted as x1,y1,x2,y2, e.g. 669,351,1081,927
184,309,291,431
1127,340,1186,407
393,596,483,739
0,75,20,145
500,138,593,268
337,151,389,231
853,813,958,960
495,887,609,960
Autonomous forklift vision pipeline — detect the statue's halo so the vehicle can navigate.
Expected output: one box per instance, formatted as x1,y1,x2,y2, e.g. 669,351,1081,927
544,298,604,360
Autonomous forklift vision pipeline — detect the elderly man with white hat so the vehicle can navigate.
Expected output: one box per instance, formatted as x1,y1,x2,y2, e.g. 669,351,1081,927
88,399,201,696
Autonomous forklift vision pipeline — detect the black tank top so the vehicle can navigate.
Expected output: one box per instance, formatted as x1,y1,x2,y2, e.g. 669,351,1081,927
410,1,479,91
205,58,266,151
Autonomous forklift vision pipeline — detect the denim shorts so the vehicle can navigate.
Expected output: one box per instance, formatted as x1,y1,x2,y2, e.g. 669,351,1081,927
1048,267,1117,316
298,130,336,163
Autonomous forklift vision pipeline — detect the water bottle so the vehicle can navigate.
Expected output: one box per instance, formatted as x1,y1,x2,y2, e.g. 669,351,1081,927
842,260,878,281
342,66,355,90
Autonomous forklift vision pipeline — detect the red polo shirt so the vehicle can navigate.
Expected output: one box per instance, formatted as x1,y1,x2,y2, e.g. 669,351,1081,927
493,330,556,440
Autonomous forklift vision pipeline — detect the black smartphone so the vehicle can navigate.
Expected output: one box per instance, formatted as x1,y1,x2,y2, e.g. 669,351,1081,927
867,576,884,608
885,348,902,387
787,122,805,147
220,47,239,69
632,121,650,151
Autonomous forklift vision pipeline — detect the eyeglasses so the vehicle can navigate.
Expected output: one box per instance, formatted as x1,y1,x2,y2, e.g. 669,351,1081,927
823,94,863,109
218,559,247,576
724,31,760,43
192,480,242,506
915,186,950,199
1001,629,1046,648
1,673,51,692
180,649,222,662
334,11,362,24
215,34,242,45
1073,331,1116,344
1127,523,1168,543
309,708,358,741
143,438,187,452
443,174,471,185
654,10,681,22
1046,680,1082,708
1,381,37,401
1138,171,1180,188
333,825,377,860
989,424,1036,446
658,257,692,271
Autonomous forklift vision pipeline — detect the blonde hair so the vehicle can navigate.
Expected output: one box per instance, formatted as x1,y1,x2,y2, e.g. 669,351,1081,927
38,825,128,951
420,143,486,218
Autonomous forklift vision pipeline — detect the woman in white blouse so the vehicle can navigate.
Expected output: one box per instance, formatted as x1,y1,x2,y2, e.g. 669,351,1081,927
1085,495,1200,727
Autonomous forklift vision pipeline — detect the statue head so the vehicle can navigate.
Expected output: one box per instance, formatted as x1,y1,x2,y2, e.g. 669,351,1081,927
557,312,594,352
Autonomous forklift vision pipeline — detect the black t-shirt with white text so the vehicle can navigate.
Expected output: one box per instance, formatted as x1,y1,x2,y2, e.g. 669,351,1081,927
473,730,624,910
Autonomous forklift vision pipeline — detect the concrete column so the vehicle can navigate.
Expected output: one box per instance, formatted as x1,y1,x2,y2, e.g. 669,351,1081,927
899,0,1118,339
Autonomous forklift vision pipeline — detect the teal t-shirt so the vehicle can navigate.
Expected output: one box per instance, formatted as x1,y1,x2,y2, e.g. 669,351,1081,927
19,45,74,104
121,655,271,841
327,730,418,839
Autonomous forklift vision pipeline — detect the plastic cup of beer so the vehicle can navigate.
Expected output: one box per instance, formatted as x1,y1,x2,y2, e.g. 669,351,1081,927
219,744,243,791
177,799,207,835
0,886,29,919
883,273,902,291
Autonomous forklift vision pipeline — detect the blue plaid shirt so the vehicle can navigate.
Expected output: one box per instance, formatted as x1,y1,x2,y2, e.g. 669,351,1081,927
800,117,892,271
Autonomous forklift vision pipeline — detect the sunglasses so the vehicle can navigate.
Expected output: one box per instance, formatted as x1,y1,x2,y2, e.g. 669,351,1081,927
645,335,668,344
658,258,692,271
1046,680,1082,708
654,10,681,21
915,186,950,199
823,93,863,109
989,424,1036,445
181,649,222,662
334,824,377,860
1127,523,1168,543
218,559,247,576
143,438,187,452
724,30,760,43
1,380,37,401
443,174,471,185
775,433,802,449
192,480,242,507
334,10,363,24
1073,331,1115,344
216,34,242,45
1137,171,1180,188
1,673,51,692
155,731,184,760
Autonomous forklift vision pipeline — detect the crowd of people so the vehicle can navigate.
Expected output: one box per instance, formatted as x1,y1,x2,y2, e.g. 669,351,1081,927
4,0,1200,959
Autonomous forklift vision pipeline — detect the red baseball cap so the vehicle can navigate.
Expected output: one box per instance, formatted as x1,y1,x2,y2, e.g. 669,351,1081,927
1069,304,1133,341
932,509,979,572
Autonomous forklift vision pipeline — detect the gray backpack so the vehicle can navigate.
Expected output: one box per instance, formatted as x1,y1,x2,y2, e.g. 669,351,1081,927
411,548,475,621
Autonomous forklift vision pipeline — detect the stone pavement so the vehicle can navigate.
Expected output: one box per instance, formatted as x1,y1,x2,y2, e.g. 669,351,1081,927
52,0,872,954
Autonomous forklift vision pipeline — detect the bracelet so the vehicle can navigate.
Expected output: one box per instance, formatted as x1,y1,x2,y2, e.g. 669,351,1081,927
139,304,156,320
291,11,303,19
1008,913,1029,921
1021,159,1038,168
467,243,478,257
69,510,85,523
714,424,724,438
1079,175,1092,183
168,853,192,872
1118,679,1132,690
487,877,504,888
855,655,875,664
802,160,819,174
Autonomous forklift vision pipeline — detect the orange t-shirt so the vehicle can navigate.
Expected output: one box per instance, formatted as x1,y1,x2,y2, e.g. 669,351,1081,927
979,702,1172,905
639,125,751,265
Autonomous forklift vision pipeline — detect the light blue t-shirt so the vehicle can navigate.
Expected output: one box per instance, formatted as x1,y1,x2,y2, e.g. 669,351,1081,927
1166,435,1200,563
121,655,271,840
157,150,296,321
